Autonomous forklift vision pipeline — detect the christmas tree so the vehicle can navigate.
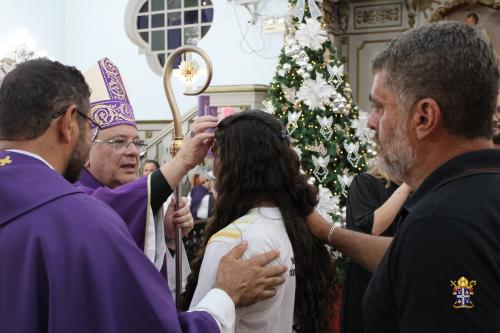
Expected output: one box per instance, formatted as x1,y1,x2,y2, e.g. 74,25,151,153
263,0,372,272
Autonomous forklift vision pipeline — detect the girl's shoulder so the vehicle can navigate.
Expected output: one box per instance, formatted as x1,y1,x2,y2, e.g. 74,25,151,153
207,212,260,245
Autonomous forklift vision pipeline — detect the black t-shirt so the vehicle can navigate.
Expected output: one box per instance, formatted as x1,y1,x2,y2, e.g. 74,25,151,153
346,172,398,235
363,149,500,333
341,173,398,333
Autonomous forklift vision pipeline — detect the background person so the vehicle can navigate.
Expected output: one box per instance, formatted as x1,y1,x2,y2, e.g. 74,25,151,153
142,159,160,176
190,171,215,221
464,12,479,26
340,160,410,333
309,22,500,332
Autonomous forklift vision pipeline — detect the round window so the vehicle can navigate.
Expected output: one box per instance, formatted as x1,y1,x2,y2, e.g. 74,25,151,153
127,0,214,74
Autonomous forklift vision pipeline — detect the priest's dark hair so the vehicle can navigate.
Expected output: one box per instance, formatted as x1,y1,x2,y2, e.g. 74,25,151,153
0,58,90,140
181,110,338,332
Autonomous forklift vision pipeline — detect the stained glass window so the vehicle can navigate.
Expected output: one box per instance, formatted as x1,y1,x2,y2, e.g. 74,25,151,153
130,0,214,73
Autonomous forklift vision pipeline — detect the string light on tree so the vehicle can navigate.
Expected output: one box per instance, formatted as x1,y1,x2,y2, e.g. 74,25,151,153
264,0,370,226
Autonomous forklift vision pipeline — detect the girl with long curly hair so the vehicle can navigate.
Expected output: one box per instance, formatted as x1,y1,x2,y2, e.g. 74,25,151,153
181,110,337,332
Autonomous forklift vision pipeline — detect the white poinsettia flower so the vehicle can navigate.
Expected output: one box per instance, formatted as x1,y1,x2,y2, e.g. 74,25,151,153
296,73,335,110
315,185,340,224
284,36,300,56
295,18,328,51
351,111,374,142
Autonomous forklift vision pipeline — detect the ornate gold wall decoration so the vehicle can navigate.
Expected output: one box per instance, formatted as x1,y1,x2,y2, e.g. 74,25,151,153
354,3,402,29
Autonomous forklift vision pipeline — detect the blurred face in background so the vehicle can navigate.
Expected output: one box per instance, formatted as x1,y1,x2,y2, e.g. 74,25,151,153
464,15,478,26
142,162,158,176
199,175,209,189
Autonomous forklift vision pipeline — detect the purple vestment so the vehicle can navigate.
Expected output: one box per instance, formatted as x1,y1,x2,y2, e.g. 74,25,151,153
75,168,159,250
189,185,214,220
75,168,190,294
0,151,219,332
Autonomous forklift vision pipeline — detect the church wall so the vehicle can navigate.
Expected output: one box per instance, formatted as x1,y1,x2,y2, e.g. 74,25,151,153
328,0,499,114
65,0,287,120
4,1,496,121
0,0,287,120
330,0,415,114
0,0,66,62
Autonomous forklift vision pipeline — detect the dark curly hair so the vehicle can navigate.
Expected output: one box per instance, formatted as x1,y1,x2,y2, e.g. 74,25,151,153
0,58,90,140
181,110,338,332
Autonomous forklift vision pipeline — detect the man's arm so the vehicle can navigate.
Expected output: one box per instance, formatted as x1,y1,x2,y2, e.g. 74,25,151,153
306,210,392,272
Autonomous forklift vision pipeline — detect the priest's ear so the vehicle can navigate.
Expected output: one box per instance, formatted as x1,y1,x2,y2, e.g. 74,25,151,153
54,105,79,144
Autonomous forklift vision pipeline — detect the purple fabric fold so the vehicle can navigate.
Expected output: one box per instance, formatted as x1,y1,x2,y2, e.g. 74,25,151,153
75,168,148,250
0,151,220,333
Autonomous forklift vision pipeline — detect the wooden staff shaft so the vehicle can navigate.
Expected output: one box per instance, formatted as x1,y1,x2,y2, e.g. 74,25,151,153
162,46,213,311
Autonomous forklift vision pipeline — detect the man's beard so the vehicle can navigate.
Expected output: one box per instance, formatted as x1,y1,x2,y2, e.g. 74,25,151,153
64,129,90,183
378,116,415,182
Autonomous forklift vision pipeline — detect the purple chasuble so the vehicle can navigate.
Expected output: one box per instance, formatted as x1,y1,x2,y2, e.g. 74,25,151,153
75,168,172,280
0,151,219,333
75,167,160,250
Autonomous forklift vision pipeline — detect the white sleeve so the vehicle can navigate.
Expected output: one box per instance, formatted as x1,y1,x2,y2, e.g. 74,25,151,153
189,240,234,308
145,177,166,270
190,288,235,333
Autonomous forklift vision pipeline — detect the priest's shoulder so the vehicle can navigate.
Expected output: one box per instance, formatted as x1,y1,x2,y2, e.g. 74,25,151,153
42,191,129,235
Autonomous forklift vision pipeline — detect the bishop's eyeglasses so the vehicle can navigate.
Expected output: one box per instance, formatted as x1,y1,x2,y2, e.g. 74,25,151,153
93,138,147,153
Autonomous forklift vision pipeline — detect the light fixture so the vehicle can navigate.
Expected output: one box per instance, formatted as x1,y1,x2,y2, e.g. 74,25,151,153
227,0,261,24
0,28,48,83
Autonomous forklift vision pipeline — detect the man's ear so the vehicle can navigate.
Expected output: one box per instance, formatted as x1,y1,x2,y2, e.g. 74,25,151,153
55,105,78,143
412,98,442,140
